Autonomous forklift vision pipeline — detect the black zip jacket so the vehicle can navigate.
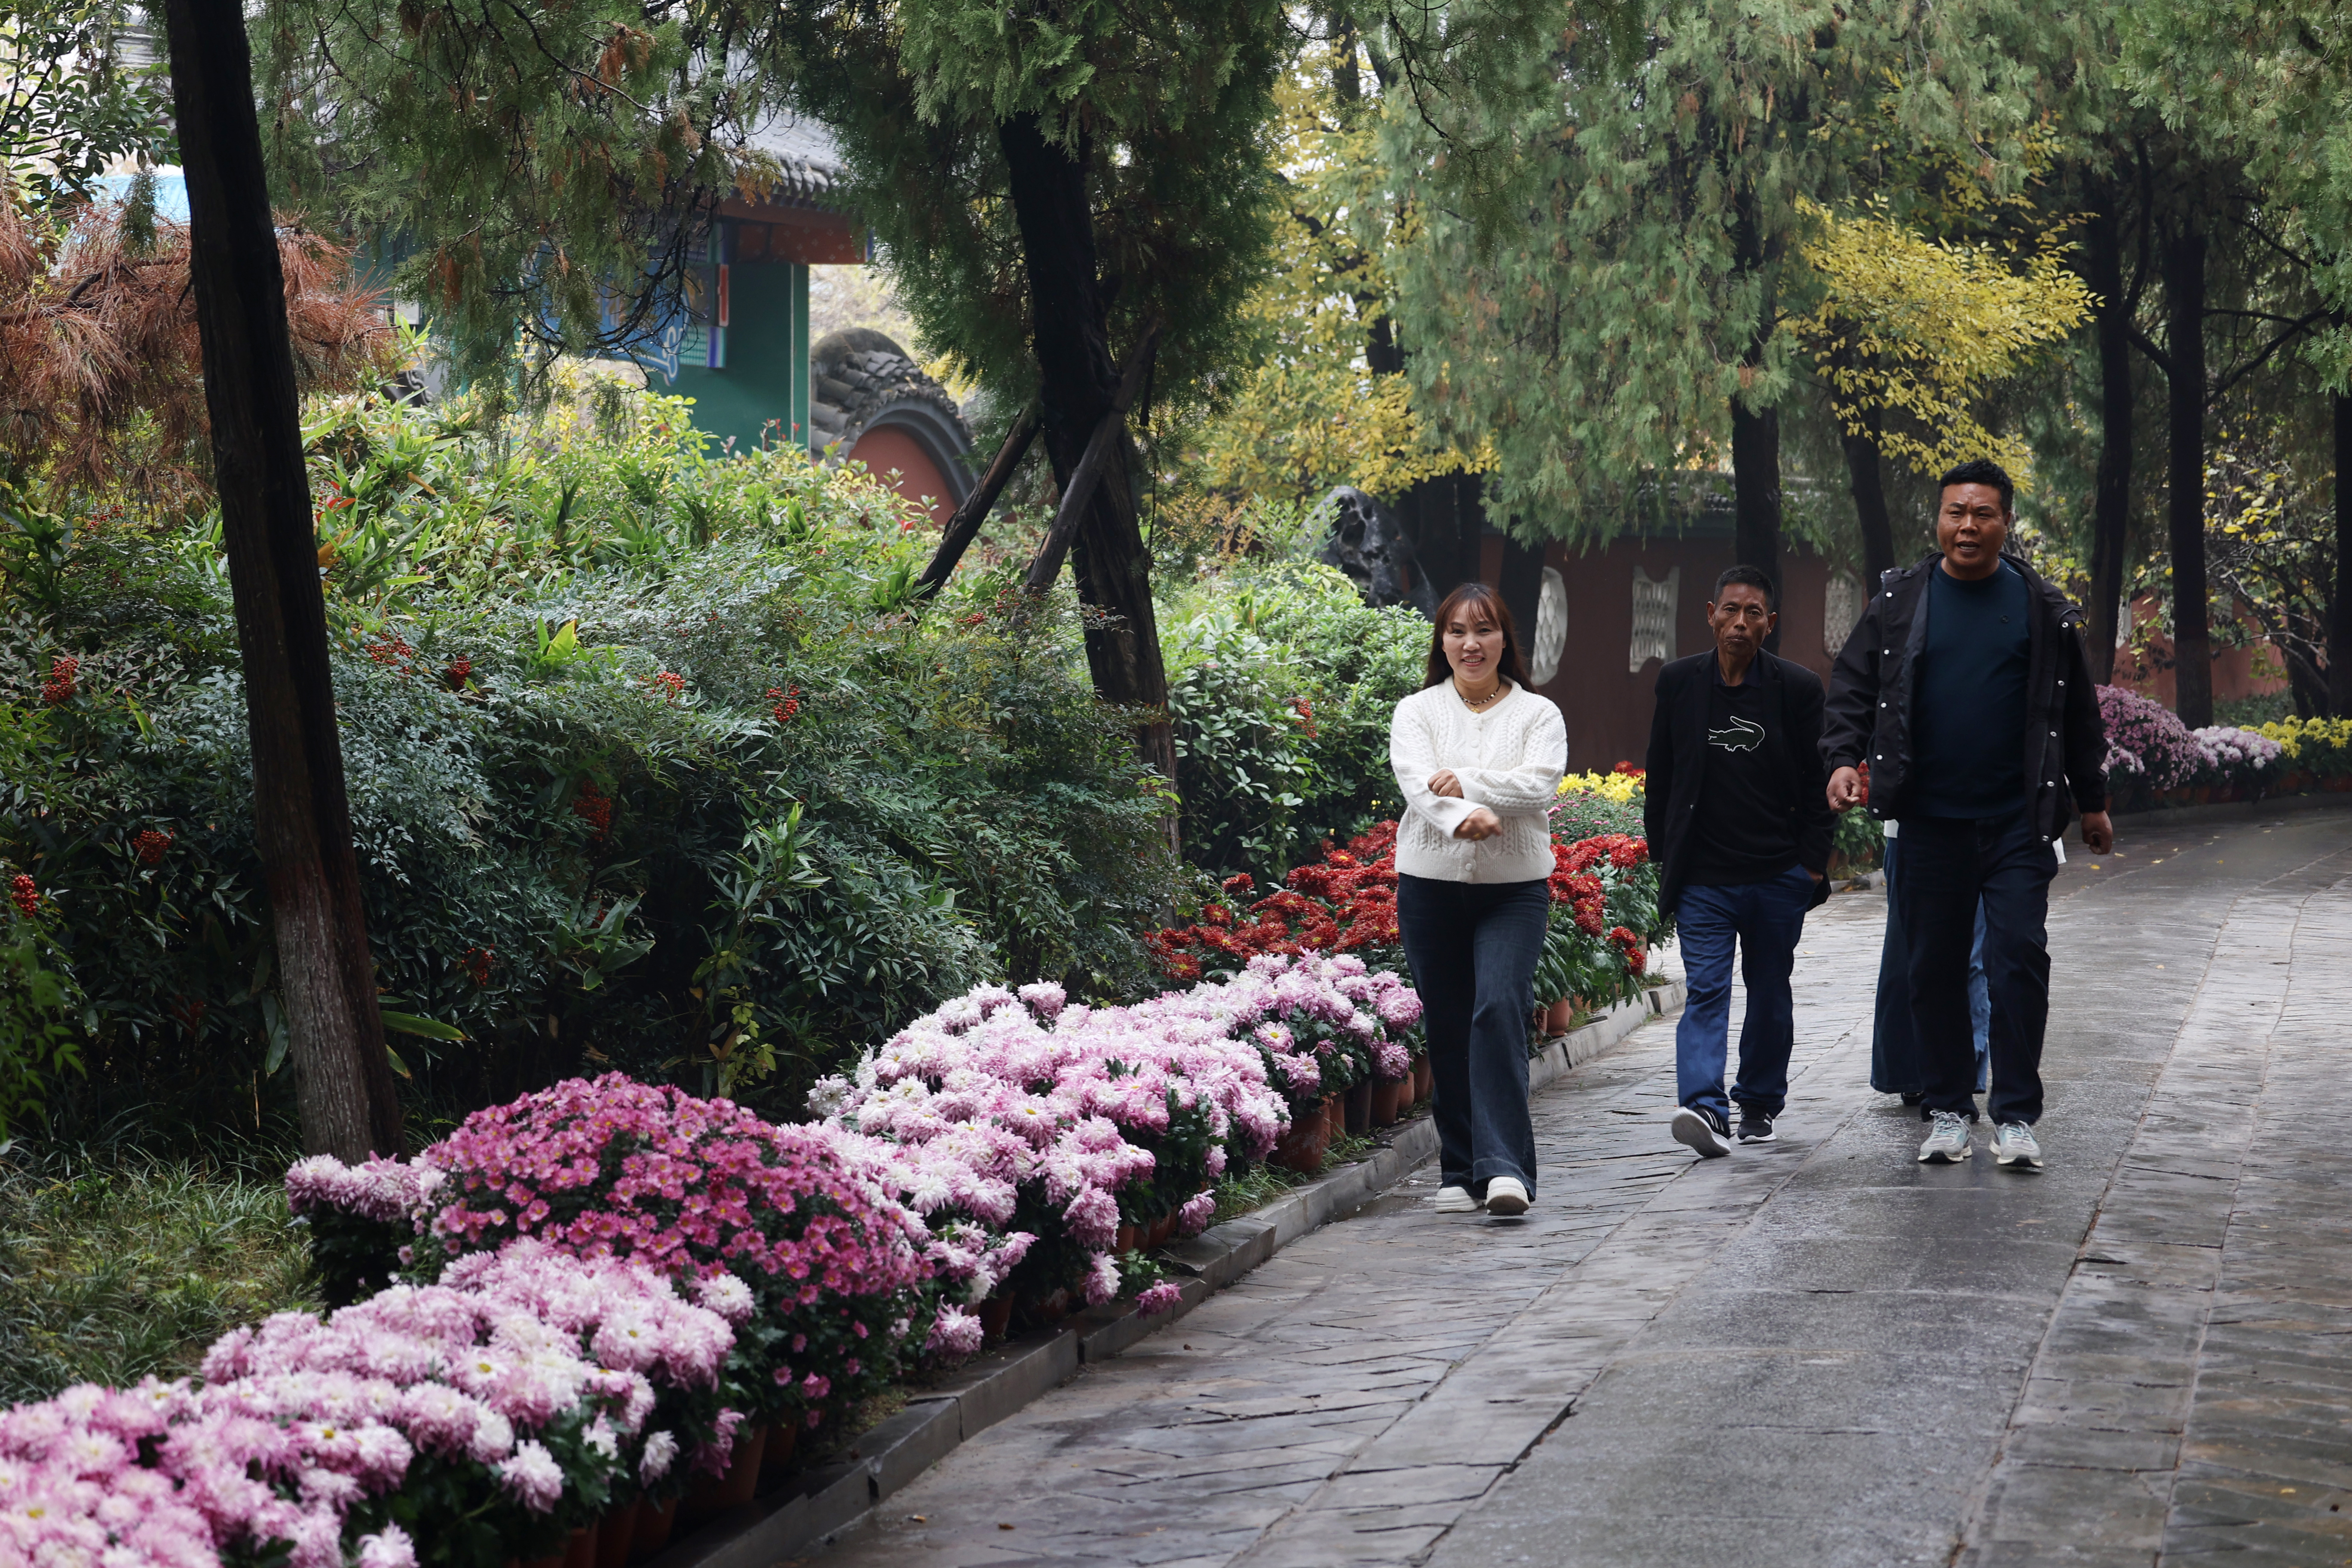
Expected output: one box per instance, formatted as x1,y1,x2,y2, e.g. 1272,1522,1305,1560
1821,552,2109,845
1643,650,1835,916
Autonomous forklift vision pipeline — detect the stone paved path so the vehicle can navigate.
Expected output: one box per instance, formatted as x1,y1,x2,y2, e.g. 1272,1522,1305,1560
815,811,2352,1568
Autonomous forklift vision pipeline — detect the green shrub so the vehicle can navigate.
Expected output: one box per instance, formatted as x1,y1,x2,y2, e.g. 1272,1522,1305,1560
0,383,1175,1133
1160,560,1426,880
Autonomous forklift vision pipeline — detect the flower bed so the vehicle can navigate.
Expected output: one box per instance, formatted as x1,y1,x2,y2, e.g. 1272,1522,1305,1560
817,959,1420,1316
2099,686,2299,810
0,949,1426,1565
1,1242,741,1568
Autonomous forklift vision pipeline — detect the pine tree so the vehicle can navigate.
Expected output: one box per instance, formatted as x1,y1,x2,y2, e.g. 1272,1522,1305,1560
257,0,790,393
1380,0,2040,606
2120,0,2352,715
790,0,1290,794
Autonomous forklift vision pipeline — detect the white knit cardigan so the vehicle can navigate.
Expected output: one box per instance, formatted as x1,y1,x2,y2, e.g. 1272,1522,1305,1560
1387,682,1568,883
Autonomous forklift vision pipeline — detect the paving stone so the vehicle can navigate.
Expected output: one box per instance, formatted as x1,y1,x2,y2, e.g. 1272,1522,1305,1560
791,815,2352,1568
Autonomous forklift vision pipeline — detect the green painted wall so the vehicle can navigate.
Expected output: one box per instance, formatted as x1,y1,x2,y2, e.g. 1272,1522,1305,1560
663,260,811,455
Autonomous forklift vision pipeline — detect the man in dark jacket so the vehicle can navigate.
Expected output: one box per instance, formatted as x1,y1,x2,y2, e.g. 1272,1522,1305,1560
1645,566,1835,1158
1823,458,2112,1172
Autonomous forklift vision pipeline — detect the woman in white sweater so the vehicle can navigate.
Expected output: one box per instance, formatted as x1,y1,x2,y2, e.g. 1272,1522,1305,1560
1389,582,1567,1216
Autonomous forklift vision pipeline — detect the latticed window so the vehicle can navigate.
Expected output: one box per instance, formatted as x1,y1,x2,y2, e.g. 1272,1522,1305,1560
1823,573,1862,658
1531,567,1569,684
1628,565,1678,672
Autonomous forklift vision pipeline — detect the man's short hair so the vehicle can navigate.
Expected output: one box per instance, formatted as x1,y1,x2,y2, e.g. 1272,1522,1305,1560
1938,458,2015,514
1712,564,1776,606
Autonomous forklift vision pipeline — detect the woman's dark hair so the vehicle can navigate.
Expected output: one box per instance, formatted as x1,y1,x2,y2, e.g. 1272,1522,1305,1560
1423,582,1531,689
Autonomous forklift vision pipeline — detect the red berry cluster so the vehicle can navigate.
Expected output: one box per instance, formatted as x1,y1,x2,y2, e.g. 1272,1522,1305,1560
40,655,78,704
1289,697,1318,740
445,657,473,690
8,874,37,917
648,671,687,701
363,636,415,669
459,946,494,986
960,612,985,627
133,828,172,865
766,685,801,724
572,782,613,842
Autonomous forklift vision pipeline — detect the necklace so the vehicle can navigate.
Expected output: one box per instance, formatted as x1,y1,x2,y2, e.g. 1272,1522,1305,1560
1456,678,1508,711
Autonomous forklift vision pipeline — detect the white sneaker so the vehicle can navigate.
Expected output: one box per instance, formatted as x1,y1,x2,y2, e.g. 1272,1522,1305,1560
1671,1105,1732,1158
1483,1177,1531,1216
1917,1110,1972,1164
1430,1185,1481,1213
1993,1122,2044,1170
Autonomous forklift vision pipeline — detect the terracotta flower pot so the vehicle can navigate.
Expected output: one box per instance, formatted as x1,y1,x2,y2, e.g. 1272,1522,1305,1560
1370,1078,1405,1124
1148,1212,1174,1248
2330,774,2352,793
679,1424,768,1527
564,1527,597,1568
1343,1081,1373,1135
758,1421,800,1488
1541,997,1578,1036
1413,1057,1433,1102
978,1294,1013,1341
628,1495,679,1565
595,1504,637,1568
1116,1222,1142,1254
1271,1104,1331,1173
1320,1094,1343,1141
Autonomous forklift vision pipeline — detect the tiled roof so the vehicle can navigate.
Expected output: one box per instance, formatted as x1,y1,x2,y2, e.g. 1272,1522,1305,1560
741,112,846,209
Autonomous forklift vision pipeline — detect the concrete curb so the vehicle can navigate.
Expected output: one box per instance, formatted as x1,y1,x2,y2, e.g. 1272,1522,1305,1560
2090,790,2352,835
650,979,1686,1568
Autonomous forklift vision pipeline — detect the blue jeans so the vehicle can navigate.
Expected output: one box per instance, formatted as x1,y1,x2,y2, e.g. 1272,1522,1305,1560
1397,875,1549,1199
1675,865,1815,1121
1893,812,2055,1125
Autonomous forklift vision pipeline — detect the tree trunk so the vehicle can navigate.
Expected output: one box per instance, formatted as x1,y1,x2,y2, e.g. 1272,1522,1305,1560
1731,182,1782,651
1731,403,1783,650
1497,533,1544,677
2162,219,2212,728
2085,205,2135,685
996,114,1178,793
2330,390,2352,717
164,0,403,1161
1840,404,1894,586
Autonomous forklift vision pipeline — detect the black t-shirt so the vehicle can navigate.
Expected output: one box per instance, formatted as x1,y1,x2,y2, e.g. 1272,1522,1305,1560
1911,561,2030,818
1687,664,1801,887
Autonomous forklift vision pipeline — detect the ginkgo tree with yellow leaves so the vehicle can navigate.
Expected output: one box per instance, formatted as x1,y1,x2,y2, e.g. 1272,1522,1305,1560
1796,196,2094,579
1184,38,1484,505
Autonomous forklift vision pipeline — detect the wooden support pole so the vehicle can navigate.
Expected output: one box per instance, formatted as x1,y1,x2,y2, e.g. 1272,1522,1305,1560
1025,323,1161,594
913,398,1041,599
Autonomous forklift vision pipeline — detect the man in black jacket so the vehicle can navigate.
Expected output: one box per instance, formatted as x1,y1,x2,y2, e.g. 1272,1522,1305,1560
1644,566,1835,1158
1823,459,2113,1171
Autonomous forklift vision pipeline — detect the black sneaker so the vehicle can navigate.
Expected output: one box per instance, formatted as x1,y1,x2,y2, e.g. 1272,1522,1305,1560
1736,1110,1777,1145
1670,1105,1732,1158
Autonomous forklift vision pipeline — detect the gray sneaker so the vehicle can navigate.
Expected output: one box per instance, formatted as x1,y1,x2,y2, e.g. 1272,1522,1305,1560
1917,1110,1972,1164
1993,1122,2044,1170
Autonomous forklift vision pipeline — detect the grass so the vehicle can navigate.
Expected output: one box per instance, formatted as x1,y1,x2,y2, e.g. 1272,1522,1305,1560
0,1148,318,1404
1206,1113,1416,1225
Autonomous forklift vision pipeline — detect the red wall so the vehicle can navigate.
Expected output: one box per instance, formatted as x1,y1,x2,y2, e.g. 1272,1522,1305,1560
1489,537,1838,774
845,426,958,527
2106,593,2288,710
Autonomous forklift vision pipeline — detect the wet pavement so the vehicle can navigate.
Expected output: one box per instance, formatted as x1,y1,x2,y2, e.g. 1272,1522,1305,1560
812,809,2352,1568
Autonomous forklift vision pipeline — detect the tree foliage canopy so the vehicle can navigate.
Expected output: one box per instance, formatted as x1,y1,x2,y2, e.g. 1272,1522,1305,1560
1378,0,2043,541
257,0,790,390
790,0,1286,414
1797,196,2093,485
